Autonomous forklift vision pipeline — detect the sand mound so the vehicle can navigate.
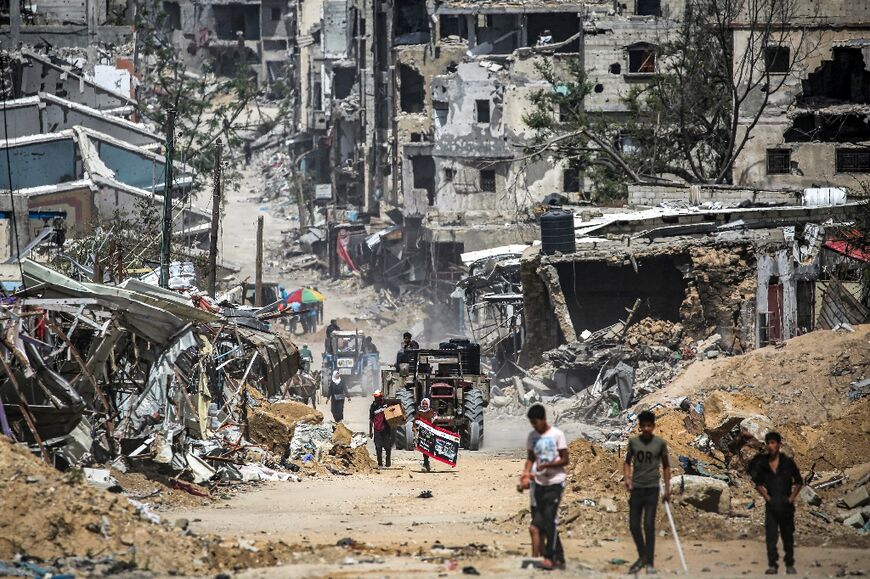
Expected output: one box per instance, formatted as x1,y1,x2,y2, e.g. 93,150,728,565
0,439,210,573
248,400,323,456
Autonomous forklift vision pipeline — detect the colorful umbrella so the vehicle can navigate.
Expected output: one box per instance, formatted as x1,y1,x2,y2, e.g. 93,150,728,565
285,287,325,304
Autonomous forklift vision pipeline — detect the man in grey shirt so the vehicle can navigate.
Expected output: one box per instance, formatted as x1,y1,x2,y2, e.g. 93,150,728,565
623,410,671,575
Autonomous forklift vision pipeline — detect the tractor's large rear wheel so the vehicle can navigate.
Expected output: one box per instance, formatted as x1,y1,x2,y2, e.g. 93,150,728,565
394,388,417,451
462,388,485,451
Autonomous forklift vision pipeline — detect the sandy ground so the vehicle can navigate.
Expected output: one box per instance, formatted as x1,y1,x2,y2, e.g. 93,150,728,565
170,400,870,578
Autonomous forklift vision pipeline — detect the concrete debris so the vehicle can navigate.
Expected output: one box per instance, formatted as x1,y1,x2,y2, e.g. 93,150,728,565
843,485,870,510
671,475,732,514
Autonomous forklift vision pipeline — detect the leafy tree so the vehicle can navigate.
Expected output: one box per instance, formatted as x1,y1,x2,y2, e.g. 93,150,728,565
133,1,265,190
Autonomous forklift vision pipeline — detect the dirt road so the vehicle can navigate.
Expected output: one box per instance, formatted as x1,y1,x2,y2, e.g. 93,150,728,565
172,398,869,578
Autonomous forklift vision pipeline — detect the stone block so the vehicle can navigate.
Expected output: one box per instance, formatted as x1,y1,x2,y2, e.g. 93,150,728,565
671,474,731,514
844,485,870,509
799,485,821,506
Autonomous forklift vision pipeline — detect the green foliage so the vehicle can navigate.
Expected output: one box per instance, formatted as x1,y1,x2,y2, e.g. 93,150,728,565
133,2,262,193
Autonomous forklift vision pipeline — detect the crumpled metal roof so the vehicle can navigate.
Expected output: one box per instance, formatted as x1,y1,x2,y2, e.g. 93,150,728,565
22,259,219,345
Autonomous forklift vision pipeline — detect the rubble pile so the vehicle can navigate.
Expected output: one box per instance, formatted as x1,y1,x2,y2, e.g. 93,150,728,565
0,258,377,566
0,437,209,573
247,393,323,457
624,317,684,349
504,325,870,544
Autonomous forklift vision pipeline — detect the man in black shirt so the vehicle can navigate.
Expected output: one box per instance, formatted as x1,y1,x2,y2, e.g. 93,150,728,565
749,431,803,576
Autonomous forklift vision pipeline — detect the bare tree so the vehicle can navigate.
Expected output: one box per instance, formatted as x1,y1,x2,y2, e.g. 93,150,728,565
523,0,818,197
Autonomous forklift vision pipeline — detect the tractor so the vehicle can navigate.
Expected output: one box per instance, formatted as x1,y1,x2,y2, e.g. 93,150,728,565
381,339,489,451
321,330,380,397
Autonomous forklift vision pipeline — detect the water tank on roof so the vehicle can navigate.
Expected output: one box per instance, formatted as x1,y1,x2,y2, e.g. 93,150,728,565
540,208,576,255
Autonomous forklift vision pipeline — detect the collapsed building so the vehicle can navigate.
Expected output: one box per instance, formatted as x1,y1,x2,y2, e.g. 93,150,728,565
2,259,300,470
517,203,868,394
161,0,293,82
0,93,209,262
287,0,685,290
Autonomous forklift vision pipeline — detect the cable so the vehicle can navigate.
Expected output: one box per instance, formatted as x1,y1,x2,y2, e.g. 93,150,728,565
1,54,26,290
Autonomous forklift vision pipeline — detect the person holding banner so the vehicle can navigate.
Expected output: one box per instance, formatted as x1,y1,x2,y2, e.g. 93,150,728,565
522,404,568,571
416,398,436,472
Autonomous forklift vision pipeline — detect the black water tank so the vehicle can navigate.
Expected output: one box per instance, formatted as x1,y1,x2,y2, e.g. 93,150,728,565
540,208,575,255
438,339,481,375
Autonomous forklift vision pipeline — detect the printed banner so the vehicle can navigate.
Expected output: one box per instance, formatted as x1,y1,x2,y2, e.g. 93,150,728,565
415,418,460,467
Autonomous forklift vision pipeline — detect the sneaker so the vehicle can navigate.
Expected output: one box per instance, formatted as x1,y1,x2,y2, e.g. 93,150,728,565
646,566,657,575
628,559,644,574
786,567,797,575
765,567,778,575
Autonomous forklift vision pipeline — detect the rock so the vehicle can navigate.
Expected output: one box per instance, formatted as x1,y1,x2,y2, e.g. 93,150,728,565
174,518,190,530
248,401,323,456
25,475,45,484
597,497,618,513
120,534,135,546
800,486,822,506
843,512,866,529
835,507,870,523
844,485,870,509
703,391,766,448
670,474,731,514
738,415,774,444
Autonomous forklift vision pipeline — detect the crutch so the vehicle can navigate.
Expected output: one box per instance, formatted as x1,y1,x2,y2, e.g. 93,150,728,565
663,496,689,574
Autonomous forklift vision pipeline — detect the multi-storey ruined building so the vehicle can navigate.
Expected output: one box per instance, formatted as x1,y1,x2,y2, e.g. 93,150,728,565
162,0,293,82
732,1,870,190
290,0,684,286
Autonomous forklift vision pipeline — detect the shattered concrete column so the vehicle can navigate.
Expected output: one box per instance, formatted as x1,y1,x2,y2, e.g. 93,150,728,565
539,263,578,344
522,255,578,365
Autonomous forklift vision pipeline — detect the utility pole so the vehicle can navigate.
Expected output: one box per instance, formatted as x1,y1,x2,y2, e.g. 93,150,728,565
207,141,222,297
255,215,264,307
160,110,176,288
10,0,21,46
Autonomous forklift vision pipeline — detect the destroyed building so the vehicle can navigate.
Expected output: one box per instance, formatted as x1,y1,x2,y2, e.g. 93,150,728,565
162,0,293,82
289,0,685,289
0,94,209,262
520,203,867,389
732,1,870,191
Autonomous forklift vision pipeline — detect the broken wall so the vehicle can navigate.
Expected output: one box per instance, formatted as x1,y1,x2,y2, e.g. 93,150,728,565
731,10,870,191
522,242,761,365
16,52,133,110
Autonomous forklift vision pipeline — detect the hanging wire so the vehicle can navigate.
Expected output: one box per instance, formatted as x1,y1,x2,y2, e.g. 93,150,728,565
0,54,26,290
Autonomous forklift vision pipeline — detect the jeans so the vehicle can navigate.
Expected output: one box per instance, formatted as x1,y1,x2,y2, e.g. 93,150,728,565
765,500,795,568
373,430,392,466
532,483,565,564
629,487,659,566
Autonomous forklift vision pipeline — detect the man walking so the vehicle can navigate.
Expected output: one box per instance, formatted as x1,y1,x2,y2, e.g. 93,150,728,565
749,432,803,575
299,344,313,373
623,410,671,575
521,404,568,570
369,390,392,468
